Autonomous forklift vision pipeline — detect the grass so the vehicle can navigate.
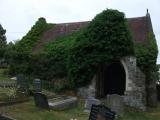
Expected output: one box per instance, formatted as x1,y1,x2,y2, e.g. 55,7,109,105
0,98,160,120
0,68,13,82
0,98,89,120
117,106,160,120
0,68,160,120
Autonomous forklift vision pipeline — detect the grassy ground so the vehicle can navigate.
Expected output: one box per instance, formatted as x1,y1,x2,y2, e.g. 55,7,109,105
0,68,160,120
0,98,89,120
0,99,160,120
0,68,13,82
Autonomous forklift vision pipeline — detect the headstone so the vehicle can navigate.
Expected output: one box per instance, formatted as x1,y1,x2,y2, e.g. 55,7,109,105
84,97,101,112
34,93,49,110
89,105,116,120
34,79,42,93
16,74,29,94
105,94,124,116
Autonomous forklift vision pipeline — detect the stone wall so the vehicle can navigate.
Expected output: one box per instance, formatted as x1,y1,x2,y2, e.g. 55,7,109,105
77,75,96,98
78,56,146,111
121,56,146,111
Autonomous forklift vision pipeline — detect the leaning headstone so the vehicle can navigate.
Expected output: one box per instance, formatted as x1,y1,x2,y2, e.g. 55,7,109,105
16,74,29,95
34,79,42,93
105,94,124,116
84,97,101,112
89,104,116,120
34,93,49,110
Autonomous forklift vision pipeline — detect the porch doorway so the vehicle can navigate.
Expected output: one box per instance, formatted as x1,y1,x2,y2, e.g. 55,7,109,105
96,62,126,98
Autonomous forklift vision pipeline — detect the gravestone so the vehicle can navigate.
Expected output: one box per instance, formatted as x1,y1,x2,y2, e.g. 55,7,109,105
16,74,29,95
84,97,101,112
34,93,49,110
34,79,42,93
105,94,124,116
89,105,116,120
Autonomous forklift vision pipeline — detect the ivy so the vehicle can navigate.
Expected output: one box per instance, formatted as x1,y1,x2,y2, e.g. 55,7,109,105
8,9,158,92
36,32,80,80
67,9,135,88
15,17,55,53
135,32,158,82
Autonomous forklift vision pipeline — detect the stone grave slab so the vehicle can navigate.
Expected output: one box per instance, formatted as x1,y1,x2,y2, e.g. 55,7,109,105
0,114,16,120
34,93,77,110
84,97,101,112
48,96,78,110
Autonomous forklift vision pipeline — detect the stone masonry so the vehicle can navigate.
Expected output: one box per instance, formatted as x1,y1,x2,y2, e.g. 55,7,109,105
78,56,146,111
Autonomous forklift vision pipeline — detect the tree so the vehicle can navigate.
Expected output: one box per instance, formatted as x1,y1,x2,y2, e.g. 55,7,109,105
0,24,7,58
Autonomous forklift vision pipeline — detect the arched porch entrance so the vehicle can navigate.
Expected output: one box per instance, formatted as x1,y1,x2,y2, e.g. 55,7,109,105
96,61,126,98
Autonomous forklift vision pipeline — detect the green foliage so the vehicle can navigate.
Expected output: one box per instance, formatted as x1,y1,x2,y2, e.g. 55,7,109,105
7,9,158,92
7,18,55,75
0,24,7,58
135,32,158,84
31,32,79,80
7,9,135,90
15,17,54,53
68,9,134,88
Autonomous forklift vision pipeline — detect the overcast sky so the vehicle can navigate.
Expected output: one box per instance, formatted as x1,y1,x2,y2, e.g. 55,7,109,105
0,0,160,63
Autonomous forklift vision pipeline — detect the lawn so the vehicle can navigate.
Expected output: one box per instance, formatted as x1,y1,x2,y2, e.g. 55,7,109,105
0,68,160,120
0,98,160,120
0,98,89,120
0,68,14,82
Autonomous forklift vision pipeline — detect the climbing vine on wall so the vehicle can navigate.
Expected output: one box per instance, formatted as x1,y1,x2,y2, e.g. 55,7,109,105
7,9,158,92
135,32,158,83
8,17,55,75
67,9,135,88
15,17,54,53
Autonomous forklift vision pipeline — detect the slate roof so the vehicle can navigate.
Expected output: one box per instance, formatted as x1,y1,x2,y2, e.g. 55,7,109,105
32,16,150,53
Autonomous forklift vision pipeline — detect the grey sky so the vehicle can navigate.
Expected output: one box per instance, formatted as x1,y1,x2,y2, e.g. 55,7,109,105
0,0,160,62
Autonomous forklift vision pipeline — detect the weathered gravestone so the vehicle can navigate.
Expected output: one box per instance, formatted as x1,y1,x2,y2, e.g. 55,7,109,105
84,97,101,112
33,79,42,93
16,74,29,95
34,93,49,110
105,94,124,116
89,105,116,120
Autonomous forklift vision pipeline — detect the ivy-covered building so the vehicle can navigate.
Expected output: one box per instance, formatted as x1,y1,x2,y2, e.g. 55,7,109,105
15,10,158,111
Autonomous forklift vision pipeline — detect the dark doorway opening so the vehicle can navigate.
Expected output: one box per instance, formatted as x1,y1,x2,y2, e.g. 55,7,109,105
104,62,126,96
96,62,126,98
